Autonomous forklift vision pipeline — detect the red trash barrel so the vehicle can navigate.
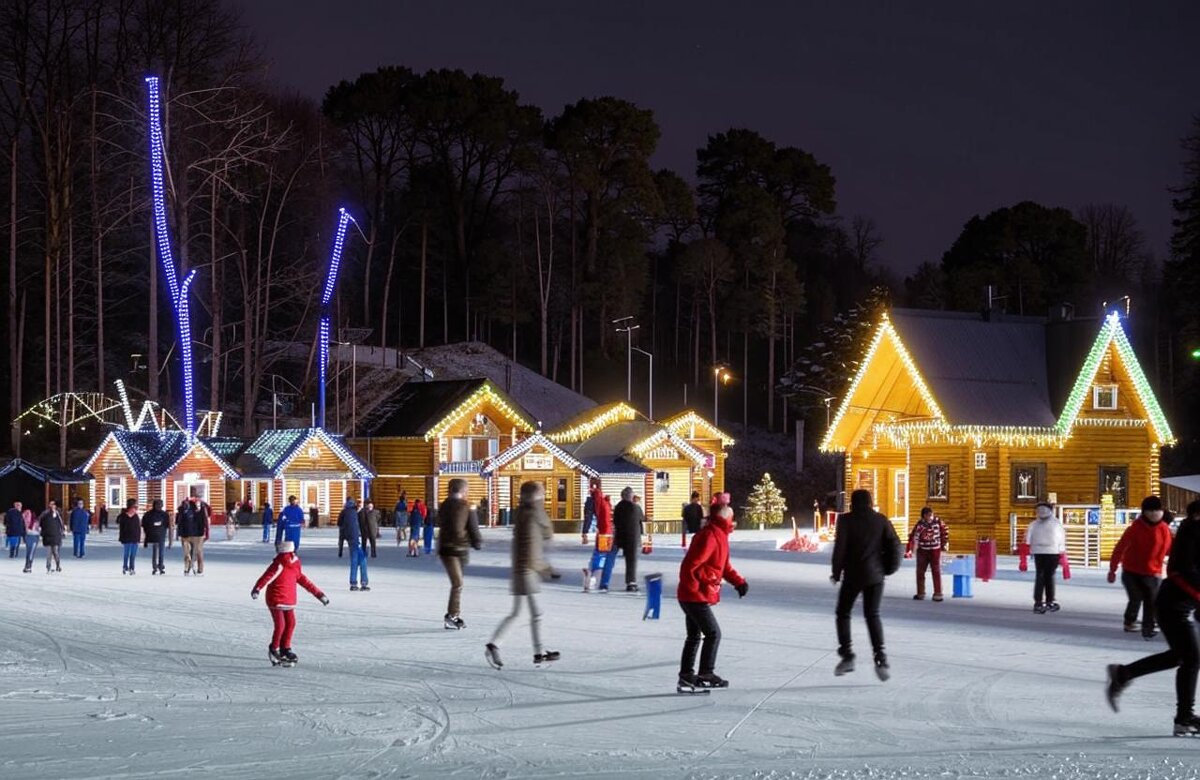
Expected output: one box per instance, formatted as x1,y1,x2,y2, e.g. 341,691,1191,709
976,538,997,582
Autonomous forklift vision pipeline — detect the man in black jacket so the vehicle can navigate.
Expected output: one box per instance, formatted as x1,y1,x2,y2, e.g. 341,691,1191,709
682,492,705,540
1107,499,1200,736
176,497,208,575
603,487,644,593
437,479,481,629
39,501,65,573
831,489,902,681
142,499,170,575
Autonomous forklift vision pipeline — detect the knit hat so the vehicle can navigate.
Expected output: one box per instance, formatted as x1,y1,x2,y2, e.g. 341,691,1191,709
276,540,295,554
1141,496,1163,512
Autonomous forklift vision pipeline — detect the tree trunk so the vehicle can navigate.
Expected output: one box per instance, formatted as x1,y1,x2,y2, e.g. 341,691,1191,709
380,228,399,351
209,182,222,418
363,220,377,330
8,136,19,455
91,86,104,393
418,219,427,348
767,270,777,431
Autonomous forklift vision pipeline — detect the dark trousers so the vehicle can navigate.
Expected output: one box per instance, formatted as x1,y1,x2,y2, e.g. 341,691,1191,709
679,601,722,675
835,581,885,656
1122,572,1160,635
150,541,165,571
362,532,377,558
1033,553,1059,604
915,549,943,597
338,532,347,557
600,541,637,587
1120,581,1199,719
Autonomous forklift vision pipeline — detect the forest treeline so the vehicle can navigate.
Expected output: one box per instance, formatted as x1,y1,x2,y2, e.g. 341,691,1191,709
2,0,1197,470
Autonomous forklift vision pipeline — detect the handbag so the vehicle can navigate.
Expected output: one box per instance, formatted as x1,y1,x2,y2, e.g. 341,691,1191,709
1017,542,1030,572
597,533,613,552
1059,552,1071,580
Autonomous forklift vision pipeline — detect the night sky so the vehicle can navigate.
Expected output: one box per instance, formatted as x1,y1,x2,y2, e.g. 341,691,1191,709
239,1,1199,276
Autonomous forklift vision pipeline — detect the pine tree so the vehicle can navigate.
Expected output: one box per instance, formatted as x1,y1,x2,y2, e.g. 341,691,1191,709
746,472,788,527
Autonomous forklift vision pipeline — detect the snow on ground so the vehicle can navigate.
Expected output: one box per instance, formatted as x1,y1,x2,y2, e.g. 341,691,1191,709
0,527,1197,780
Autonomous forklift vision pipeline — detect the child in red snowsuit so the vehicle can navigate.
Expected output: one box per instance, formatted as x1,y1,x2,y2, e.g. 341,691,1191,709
252,540,328,666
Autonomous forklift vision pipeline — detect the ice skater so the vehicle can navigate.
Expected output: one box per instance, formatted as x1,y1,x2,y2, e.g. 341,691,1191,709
359,500,380,558
252,540,329,667
261,502,274,544
486,481,560,669
582,487,615,592
5,500,23,558
1106,499,1200,737
1025,501,1066,613
407,497,425,557
1108,495,1173,638
905,507,948,601
676,503,747,692
177,496,208,575
394,491,409,545
423,498,437,555
831,489,902,680
69,498,90,558
38,501,64,573
337,497,369,591
437,479,481,629
275,494,305,552
600,487,643,593
142,499,169,575
118,499,141,574
21,508,38,573
96,501,108,533
682,491,704,545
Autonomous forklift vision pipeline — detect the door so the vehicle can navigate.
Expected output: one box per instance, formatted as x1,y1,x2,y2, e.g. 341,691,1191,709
106,476,125,509
891,469,908,527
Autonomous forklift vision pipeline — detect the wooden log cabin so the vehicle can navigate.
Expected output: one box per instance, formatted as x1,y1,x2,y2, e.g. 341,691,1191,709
482,433,600,526
819,308,1175,560
347,379,537,514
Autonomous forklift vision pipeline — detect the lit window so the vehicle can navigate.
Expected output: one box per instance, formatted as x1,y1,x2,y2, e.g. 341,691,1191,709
974,452,987,470
1093,385,1118,410
451,438,470,462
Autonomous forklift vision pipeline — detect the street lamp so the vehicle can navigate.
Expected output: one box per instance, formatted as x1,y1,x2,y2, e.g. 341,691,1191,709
632,346,653,420
613,316,639,402
712,366,732,425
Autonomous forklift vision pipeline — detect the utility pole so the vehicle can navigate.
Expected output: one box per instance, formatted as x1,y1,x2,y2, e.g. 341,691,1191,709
632,346,653,420
613,316,639,403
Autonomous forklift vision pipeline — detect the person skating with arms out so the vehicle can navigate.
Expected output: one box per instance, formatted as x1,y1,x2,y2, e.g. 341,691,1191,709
437,479,481,630
486,481,561,669
676,503,747,692
1108,495,1173,638
831,489,903,680
1025,501,1066,613
252,540,329,667
118,499,141,575
1107,499,1200,737
906,507,949,601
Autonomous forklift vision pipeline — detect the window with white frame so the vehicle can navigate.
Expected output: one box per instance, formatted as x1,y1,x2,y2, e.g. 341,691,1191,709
1093,384,1118,410
974,452,988,470
450,437,499,462
106,476,125,508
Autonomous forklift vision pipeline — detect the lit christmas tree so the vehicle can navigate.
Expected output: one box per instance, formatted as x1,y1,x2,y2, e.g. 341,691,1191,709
746,472,787,527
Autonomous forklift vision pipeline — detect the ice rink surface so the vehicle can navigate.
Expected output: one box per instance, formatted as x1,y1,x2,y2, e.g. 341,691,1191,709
0,527,1197,779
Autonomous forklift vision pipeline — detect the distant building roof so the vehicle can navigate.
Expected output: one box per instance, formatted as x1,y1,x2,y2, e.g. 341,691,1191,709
363,378,536,438
1162,475,1200,494
87,430,238,480
0,458,91,484
236,428,373,479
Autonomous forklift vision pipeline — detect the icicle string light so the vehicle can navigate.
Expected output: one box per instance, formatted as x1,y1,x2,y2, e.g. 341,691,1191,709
482,434,598,477
321,209,352,307
660,410,735,447
548,402,639,443
424,384,535,441
628,429,710,466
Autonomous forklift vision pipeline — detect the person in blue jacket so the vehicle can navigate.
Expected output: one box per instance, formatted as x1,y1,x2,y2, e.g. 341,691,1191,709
261,502,274,543
5,500,24,558
276,495,306,551
69,498,91,558
338,497,369,591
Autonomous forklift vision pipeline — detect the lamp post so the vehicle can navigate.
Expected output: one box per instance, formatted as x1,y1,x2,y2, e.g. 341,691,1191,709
712,366,731,425
632,346,653,420
613,316,639,402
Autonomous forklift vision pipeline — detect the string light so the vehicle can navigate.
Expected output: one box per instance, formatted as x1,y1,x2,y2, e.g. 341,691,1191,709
548,402,639,443
317,209,355,429
321,209,352,307
482,433,598,477
318,317,331,428
115,380,136,430
628,429,710,466
245,427,375,479
424,383,535,441
660,410,736,447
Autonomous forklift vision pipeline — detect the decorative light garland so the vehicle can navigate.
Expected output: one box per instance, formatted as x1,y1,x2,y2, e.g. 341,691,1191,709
424,383,535,441
145,76,198,439
317,209,354,429
115,380,136,430
660,410,735,447
266,428,375,479
628,429,710,466
548,402,639,443
482,433,599,478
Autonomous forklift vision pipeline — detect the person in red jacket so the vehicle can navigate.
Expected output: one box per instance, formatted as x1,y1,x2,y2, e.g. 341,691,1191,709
676,504,747,691
1108,495,1174,638
252,540,329,667
582,487,614,592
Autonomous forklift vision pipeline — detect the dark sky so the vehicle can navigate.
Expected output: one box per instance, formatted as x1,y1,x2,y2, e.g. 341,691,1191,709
239,1,1198,276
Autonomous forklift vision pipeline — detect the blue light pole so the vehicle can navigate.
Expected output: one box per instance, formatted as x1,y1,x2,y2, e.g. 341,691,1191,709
145,76,198,439
318,209,353,430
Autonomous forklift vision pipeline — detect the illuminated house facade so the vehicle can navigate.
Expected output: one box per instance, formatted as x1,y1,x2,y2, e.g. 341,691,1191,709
820,309,1174,554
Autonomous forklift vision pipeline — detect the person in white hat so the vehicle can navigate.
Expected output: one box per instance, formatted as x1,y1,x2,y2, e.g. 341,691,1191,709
251,540,329,667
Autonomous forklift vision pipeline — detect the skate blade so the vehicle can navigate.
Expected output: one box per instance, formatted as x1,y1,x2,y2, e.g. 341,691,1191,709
676,686,710,695
874,667,890,682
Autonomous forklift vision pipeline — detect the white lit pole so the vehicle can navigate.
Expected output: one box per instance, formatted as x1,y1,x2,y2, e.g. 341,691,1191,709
613,316,638,402
632,346,653,420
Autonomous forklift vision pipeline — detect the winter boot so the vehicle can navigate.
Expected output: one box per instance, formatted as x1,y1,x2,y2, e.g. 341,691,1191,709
533,650,561,665
696,673,728,688
1105,664,1128,712
1174,714,1200,737
874,651,890,682
485,643,503,669
269,646,284,667
360,585,370,592
1046,602,1061,612
350,584,360,591
444,613,465,630
625,583,639,593
835,652,856,676
281,648,298,667
1033,602,1047,614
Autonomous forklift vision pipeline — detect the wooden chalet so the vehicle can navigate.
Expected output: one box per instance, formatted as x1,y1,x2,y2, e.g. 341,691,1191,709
347,378,537,511
482,433,599,523
820,309,1175,558
660,410,735,504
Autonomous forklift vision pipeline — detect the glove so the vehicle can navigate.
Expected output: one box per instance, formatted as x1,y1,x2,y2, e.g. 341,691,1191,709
904,550,913,559
830,575,840,586
735,581,748,598
251,589,259,600
1106,571,1116,584
549,569,562,580
472,543,482,551
319,595,330,606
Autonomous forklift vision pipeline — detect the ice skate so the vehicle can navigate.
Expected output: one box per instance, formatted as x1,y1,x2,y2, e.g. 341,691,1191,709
1105,664,1127,712
625,583,639,593
696,672,728,689
157,567,165,575
360,585,370,592
1046,602,1061,612
281,648,298,667
533,650,560,666
1123,622,1138,632
269,646,284,667
444,613,465,630
1174,714,1200,737
55,565,61,573
874,652,890,682
122,568,128,575
350,584,359,591
1033,602,1047,614
582,567,592,592
485,643,503,669
676,672,709,695
834,654,856,676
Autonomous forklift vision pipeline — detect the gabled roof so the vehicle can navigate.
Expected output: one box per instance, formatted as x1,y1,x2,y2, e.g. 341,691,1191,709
660,410,735,447
549,401,640,443
565,420,710,469
481,433,599,478
236,428,374,479
0,459,92,484
82,431,238,480
363,378,536,439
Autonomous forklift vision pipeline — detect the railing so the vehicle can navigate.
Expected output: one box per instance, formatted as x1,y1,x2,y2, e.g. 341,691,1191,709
438,460,485,474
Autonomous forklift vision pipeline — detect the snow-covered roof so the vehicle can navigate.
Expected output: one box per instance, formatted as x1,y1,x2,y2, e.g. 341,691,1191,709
1162,475,1200,494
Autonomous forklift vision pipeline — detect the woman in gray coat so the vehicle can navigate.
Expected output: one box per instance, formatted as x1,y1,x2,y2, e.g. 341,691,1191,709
486,481,560,669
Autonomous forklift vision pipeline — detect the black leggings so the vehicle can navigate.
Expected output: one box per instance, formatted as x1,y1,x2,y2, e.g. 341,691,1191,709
679,601,721,675
1121,581,1199,719
1122,572,1160,634
835,581,884,656
1033,554,1059,604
